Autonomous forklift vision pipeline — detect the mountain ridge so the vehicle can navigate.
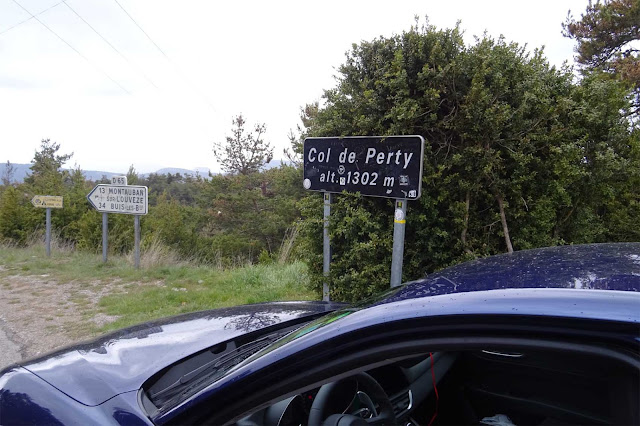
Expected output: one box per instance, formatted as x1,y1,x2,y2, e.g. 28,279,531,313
0,160,286,184
0,163,213,184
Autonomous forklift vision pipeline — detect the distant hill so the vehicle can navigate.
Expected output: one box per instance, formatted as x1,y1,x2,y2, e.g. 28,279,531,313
0,163,213,184
0,163,31,183
153,167,210,177
0,160,295,184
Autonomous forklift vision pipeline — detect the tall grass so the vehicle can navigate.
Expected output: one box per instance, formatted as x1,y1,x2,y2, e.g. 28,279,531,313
24,228,75,253
278,224,299,265
127,237,187,269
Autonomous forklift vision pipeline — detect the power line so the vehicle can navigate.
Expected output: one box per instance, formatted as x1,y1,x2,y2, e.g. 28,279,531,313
0,1,64,36
111,0,217,112
11,0,130,95
62,0,158,89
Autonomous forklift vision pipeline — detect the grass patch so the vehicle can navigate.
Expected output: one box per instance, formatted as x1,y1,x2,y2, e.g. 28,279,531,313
98,261,314,331
0,245,317,334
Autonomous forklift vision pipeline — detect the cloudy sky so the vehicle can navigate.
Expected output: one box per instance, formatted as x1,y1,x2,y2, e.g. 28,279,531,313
1,0,588,174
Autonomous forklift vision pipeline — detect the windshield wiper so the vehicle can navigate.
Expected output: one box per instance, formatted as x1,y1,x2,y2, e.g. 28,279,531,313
149,331,288,406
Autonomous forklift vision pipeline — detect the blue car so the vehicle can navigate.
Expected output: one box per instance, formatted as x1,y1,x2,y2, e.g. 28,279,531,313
1,243,639,425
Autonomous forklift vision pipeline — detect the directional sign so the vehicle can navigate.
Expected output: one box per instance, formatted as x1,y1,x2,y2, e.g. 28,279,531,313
31,195,63,209
87,184,148,215
303,136,424,200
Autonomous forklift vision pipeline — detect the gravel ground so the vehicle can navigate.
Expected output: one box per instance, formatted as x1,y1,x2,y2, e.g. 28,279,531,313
0,274,132,368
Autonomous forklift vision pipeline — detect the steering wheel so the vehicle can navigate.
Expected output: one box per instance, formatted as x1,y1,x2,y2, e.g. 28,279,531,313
308,372,397,426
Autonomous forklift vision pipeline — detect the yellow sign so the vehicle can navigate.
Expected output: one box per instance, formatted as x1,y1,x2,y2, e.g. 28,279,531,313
31,195,63,209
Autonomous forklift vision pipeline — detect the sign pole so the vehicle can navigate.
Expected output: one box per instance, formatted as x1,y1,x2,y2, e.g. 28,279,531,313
134,215,140,269
390,199,407,288
102,213,108,263
45,208,51,257
323,192,332,301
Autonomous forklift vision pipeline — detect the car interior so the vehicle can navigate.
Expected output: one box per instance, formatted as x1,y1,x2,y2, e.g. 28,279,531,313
234,348,639,426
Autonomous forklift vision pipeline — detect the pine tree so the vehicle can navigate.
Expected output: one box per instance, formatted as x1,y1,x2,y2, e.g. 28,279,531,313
213,115,273,175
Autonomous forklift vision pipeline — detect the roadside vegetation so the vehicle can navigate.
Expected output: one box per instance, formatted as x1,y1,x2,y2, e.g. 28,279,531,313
0,242,313,335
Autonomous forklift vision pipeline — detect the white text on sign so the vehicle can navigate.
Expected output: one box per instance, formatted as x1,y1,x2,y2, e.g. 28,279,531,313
307,147,414,169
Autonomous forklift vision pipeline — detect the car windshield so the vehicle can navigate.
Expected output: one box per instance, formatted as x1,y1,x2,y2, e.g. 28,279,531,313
149,329,291,408
228,287,403,372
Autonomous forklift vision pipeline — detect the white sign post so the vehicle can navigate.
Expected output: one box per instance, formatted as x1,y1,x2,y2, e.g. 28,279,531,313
87,184,148,268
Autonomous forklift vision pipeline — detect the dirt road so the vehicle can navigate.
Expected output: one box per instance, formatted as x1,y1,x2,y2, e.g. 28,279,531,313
0,321,21,367
0,274,124,368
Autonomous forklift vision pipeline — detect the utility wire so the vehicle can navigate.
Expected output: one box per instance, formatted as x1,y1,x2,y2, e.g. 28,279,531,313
111,0,217,112
11,0,130,95
62,0,158,89
0,1,64,36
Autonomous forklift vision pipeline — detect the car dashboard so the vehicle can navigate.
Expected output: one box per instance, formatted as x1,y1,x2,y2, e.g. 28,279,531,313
235,352,458,426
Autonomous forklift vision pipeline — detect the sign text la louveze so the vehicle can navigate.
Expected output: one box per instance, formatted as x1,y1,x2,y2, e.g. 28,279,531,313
303,136,424,200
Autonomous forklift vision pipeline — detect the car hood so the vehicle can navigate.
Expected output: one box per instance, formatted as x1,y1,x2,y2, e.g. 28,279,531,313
392,242,640,302
18,301,343,406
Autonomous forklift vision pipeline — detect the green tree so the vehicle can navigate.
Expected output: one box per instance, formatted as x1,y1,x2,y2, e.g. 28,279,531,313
2,161,15,186
126,164,139,185
24,139,72,193
55,166,91,243
200,166,304,260
296,21,637,302
563,0,640,117
144,193,206,258
285,102,319,166
213,115,274,175
0,186,27,243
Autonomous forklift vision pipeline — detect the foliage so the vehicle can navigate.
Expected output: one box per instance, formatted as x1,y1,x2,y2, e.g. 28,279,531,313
213,115,274,175
199,166,305,261
0,186,28,243
563,0,640,118
296,21,638,302
2,161,15,186
285,102,319,166
126,164,139,185
23,139,73,192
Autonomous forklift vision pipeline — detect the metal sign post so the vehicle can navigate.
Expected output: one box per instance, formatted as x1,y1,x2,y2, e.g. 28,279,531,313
134,215,140,269
31,195,63,257
323,192,332,301
102,213,108,263
45,208,51,257
390,199,407,287
303,136,425,290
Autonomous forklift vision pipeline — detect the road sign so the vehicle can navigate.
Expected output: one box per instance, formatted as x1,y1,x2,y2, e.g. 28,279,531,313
31,195,63,209
87,184,148,215
303,136,424,200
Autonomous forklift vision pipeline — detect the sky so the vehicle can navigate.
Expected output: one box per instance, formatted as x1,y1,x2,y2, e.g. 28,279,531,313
0,0,589,174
